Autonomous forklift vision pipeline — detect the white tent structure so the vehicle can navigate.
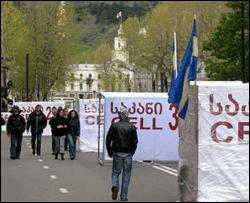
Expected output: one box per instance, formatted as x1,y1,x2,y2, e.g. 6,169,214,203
97,92,179,165
178,81,249,202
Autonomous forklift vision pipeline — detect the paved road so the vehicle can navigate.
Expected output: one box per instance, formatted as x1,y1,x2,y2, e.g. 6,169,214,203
1,133,178,202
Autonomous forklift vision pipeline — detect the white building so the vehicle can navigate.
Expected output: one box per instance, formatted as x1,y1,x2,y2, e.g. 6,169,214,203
51,23,152,103
52,64,101,100
112,24,129,65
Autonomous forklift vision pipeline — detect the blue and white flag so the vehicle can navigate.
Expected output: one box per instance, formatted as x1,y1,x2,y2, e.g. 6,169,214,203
168,15,198,119
169,32,178,94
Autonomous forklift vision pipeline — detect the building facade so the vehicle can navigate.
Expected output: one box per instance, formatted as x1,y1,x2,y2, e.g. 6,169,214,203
51,23,155,104
51,64,101,100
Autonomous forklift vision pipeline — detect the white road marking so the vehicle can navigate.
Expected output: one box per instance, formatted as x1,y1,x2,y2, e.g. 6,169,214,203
59,188,69,193
153,163,178,173
139,161,178,177
49,175,57,180
38,159,43,162
43,165,49,169
151,165,177,176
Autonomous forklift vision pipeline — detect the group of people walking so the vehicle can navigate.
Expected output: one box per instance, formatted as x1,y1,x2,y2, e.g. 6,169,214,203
4,105,80,161
2,104,139,202
49,107,80,160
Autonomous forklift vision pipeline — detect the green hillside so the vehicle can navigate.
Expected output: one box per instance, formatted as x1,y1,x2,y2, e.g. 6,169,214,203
73,1,159,49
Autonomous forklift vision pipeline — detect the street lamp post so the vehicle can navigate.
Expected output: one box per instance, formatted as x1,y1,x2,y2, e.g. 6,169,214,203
26,53,29,101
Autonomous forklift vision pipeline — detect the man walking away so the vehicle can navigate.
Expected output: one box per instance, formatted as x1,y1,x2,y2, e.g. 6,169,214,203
106,107,138,202
27,104,47,155
7,106,26,159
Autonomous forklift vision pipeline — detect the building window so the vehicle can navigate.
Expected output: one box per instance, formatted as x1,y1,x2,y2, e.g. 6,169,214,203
71,83,74,90
80,74,83,80
86,93,92,99
69,94,75,98
98,74,101,79
71,73,74,78
79,94,84,99
80,83,83,90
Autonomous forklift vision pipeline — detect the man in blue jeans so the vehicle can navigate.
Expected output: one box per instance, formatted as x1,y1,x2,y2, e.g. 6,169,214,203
106,107,138,202
27,104,47,156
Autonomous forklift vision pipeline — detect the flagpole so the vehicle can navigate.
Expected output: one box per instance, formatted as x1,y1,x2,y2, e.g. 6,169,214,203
194,14,197,86
174,32,178,76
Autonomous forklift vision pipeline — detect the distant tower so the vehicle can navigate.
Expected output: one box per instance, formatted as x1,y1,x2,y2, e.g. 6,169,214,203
112,24,129,64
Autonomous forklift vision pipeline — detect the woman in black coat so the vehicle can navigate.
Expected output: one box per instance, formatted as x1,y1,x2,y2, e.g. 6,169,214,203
7,106,26,159
53,109,68,160
67,110,80,160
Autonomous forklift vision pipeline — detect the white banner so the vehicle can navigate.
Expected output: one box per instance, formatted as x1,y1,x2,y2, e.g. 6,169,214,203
198,84,249,201
103,93,179,161
1,102,65,136
79,99,104,152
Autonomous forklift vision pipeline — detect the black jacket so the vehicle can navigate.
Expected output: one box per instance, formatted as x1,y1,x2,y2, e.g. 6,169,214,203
53,116,68,137
49,116,57,134
7,114,26,134
106,119,138,156
67,117,80,137
27,111,47,134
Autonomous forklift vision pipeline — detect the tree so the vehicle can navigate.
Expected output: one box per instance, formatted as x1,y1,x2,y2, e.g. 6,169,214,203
123,1,226,91
203,1,249,81
1,1,29,101
92,41,114,91
1,1,27,78
3,1,83,101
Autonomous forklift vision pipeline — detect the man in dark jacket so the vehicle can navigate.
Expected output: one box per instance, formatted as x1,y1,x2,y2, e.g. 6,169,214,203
7,106,26,159
106,107,138,202
27,104,47,155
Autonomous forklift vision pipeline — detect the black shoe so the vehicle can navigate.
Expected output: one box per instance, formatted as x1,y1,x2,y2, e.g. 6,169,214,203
55,154,58,160
61,154,65,160
111,187,118,200
10,157,16,160
70,157,75,160
15,156,20,159
32,151,35,155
